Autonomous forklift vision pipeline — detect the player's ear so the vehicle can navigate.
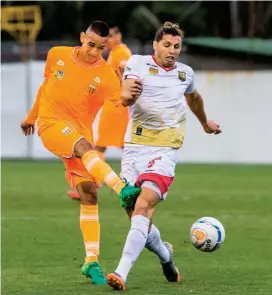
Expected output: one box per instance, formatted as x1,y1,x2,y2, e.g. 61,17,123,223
153,41,158,51
80,32,85,44
179,42,183,53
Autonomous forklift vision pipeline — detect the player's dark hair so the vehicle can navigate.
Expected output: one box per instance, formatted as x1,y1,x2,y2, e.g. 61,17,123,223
86,21,109,37
155,21,184,42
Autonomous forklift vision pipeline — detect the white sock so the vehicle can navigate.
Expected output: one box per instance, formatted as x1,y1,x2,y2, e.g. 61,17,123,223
145,224,170,263
115,215,150,282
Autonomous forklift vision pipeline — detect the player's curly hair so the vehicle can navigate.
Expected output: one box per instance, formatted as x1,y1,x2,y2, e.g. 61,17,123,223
154,21,184,42
86,21,109,37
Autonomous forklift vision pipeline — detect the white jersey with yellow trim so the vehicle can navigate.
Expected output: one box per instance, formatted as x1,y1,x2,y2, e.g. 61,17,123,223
123,54,195,149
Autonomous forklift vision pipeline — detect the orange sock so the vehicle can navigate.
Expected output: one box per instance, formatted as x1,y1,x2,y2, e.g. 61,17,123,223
80,204,100,263
82,150,125,194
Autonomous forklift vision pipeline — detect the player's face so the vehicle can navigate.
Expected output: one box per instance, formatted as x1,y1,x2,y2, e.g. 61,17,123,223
107,29,121,49
80,31,108,63
153,34,182,68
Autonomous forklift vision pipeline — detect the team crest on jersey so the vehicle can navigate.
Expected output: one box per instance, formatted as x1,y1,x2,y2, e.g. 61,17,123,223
89,84,97,94
61,127,72,135
149,66,158,75
178,71,186,81
54,69,64,80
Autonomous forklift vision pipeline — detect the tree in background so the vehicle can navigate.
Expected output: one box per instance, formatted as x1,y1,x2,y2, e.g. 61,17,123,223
1,1,271,42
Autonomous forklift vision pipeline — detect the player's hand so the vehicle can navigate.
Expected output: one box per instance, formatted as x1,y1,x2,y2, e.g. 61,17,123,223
21,121,35,136
203,120,222,135
121,79,143,106
129,80,142,97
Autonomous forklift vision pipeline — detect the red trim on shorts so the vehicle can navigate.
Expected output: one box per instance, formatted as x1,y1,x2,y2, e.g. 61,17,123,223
135,173,174,195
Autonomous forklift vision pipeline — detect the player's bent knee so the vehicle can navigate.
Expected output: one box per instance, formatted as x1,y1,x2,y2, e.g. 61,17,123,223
133,199,149,216
133,189,159,218
139,187,161,206
74,138,94,158
134,201,155,219
94,146,106,153
77,181,98,205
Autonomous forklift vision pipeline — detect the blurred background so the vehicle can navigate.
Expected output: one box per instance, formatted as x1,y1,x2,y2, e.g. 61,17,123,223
1,0,272,163
2,2,272,295
1,1,272,66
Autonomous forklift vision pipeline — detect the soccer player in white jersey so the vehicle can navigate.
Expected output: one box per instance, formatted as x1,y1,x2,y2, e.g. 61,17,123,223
107,22,222,291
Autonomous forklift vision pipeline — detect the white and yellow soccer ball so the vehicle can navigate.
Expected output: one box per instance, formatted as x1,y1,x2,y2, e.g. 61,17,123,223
190,217,225,252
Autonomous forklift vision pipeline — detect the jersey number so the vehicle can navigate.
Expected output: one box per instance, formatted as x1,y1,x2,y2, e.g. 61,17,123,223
147,157,162,168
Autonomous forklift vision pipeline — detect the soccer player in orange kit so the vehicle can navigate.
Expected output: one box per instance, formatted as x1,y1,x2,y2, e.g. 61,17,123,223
20,21,142,285
68,25,132,200
96,26,132,155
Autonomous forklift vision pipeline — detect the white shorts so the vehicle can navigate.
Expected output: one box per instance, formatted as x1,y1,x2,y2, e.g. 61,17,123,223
121,144,178,200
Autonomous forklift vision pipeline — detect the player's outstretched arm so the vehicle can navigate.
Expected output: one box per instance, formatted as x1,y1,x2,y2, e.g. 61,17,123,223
121,79,142,106
21,79,47,136
185,90,222,135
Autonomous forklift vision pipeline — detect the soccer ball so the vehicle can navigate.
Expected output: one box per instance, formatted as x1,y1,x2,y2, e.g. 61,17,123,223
190,216,225,252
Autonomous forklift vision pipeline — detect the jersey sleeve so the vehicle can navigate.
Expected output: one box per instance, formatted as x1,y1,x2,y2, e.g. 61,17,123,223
108,48,132,81
184,67,196,94
24,80,47,124
108,51,123,81
24,48,54,124
123,55,142,80
107,51,117,70
118,47,132,68
101,66,122,106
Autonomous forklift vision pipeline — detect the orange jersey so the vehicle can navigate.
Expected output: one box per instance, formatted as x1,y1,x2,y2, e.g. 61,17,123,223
107,43,132,79
25,46,121,140
95,44,131,148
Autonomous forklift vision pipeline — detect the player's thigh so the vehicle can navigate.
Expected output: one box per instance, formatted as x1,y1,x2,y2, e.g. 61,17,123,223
134,146,178,201
121,145,140,185
40,121,83,158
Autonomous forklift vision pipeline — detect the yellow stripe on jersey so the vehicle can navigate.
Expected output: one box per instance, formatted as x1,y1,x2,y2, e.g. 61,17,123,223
129,120,186,149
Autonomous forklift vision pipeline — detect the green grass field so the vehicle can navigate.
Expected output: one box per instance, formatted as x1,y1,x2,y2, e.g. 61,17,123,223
2,160,272,295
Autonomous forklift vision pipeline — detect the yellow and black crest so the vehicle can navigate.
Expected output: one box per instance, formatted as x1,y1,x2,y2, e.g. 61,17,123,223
149,66,158,75
178,71,186,82
89,84,97,94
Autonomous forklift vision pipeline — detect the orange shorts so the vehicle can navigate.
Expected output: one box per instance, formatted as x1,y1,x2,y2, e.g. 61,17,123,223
39,120,99,189
64,158,100,190
96,103,128,148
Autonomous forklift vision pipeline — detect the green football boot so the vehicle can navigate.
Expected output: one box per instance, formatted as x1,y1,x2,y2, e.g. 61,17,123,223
118,183,141,209
82,261,107,285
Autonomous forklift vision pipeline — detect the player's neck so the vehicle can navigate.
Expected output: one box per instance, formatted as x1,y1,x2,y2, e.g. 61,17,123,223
76,48,100,66
152,55,176,71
